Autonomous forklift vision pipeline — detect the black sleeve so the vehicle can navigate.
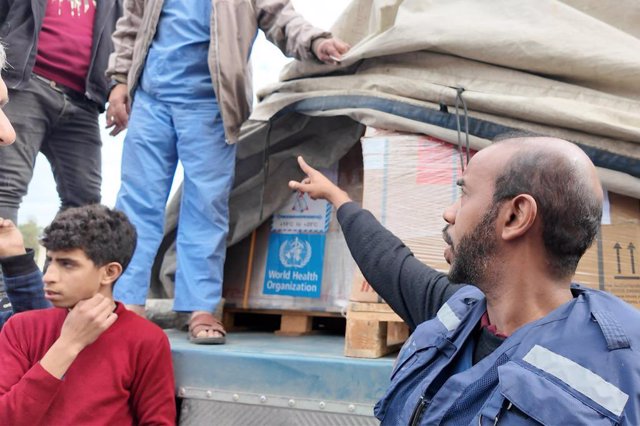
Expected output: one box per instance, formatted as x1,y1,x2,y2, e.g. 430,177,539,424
0,249,39,277
0,2,8,24
337,202,464,330
0,249,49,330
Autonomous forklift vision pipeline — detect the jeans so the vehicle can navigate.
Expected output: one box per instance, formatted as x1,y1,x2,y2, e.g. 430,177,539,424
0,75,102,223
114,89,236,313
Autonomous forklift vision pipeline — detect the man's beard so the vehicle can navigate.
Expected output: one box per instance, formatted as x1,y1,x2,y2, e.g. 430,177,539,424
445,205,500,285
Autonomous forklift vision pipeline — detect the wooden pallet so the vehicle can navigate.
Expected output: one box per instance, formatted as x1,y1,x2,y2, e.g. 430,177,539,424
222,307,344,337
345,302,409,358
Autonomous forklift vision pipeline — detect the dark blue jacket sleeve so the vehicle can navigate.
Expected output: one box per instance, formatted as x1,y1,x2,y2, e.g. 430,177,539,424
0,311,10,329
0,249,50,330
337,202,465,330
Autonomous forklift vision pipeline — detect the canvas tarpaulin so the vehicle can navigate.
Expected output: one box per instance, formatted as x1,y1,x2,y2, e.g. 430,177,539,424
151,0,640,295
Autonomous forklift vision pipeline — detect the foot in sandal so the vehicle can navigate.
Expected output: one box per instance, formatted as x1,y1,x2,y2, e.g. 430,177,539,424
189,310,226,344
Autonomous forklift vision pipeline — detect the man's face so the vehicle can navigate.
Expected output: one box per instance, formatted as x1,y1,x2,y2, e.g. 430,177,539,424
0,75,16,146
442,147,508,285
43,249,105,308
444,205,499,284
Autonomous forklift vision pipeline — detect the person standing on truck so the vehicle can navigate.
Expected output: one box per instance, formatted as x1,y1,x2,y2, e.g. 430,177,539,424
0,0,122,223
105,0,349,344
0,0,123,313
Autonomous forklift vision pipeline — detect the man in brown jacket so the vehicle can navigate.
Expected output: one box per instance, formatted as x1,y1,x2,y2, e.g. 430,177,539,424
105,0,349,344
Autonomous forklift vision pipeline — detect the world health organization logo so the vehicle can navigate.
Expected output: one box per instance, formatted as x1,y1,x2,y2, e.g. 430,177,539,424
279,237,312,268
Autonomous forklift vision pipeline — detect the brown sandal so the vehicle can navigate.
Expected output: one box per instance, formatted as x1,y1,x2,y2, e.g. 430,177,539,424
188,313,226,345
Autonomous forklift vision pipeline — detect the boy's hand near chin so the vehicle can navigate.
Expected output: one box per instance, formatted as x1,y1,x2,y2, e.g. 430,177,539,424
40,294,117,379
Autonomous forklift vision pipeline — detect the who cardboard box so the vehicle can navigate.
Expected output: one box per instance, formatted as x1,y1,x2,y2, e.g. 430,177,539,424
350,129,640,309
223,146,363,312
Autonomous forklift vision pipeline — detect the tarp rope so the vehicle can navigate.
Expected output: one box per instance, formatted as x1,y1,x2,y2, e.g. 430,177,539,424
454,87,471,171
258,119,273,221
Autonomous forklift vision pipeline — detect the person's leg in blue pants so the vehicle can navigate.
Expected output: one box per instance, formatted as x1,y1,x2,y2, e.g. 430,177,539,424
114,90,178,307
114,90,235,341
173,101,235,317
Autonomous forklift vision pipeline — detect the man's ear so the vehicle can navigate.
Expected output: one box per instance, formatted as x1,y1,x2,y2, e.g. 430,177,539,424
101,262,123,286
500,194,538,241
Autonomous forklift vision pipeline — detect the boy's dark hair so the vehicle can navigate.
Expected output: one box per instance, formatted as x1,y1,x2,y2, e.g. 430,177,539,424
40,205,137,272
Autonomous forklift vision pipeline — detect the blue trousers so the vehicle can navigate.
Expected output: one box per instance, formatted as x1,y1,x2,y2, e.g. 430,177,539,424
114,89,236,312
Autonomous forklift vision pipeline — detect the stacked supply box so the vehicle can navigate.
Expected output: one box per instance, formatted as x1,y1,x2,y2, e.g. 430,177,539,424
351,128,474,302
350,128,640,308
223,145,363,312
575,192,640,307
345,128,471,357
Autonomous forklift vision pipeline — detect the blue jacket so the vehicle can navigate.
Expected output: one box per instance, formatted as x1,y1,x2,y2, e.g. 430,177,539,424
0,250,50,330
375,285,640,425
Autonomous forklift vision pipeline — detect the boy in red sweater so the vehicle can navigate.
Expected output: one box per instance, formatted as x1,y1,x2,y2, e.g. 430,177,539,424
0,205,176,425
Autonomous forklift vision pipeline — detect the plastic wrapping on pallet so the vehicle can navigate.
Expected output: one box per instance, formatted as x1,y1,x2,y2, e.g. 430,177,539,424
351,128,473,303
223,146,363,312
350,128,640,308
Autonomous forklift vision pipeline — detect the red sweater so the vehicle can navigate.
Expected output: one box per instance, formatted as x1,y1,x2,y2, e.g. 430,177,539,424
0,303,176,425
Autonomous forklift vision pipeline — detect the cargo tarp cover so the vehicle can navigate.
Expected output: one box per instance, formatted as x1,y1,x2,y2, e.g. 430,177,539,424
152,0,640,295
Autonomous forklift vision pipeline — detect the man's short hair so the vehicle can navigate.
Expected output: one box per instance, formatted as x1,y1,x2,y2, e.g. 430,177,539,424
491,137,602,278
40,205,137,272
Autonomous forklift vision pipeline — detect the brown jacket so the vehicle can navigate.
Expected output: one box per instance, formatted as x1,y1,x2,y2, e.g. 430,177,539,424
106,0,330,143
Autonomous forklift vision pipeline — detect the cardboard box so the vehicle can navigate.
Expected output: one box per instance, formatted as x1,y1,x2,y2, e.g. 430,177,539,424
575,192,640,307
350,128,640,309
223,145,363,311
351,129,473,302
